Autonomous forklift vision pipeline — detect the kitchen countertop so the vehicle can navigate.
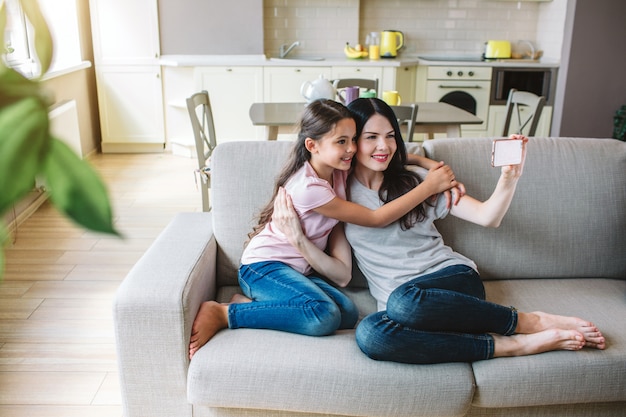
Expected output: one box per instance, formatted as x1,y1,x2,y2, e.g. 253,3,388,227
159,54,559,68
159,54,420,67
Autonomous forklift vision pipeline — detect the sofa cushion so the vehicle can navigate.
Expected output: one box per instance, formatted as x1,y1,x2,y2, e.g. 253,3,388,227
423,137,626,280
188,329,474,417
472,278,626,408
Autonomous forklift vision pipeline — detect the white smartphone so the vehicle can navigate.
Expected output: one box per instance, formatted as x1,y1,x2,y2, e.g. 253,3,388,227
491,138,523,167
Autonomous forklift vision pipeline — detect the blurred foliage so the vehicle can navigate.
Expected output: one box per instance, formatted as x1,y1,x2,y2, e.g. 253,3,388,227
0,0,119,278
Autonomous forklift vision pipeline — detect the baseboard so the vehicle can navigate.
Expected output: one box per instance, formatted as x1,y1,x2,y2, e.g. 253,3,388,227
4,190,49,236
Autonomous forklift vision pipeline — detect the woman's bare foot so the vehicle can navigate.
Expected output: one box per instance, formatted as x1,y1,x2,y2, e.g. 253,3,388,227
493,329,585,357
189,301,229,359
516,311,606,350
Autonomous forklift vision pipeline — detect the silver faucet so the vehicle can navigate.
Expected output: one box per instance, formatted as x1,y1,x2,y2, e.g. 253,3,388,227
279,41,300,58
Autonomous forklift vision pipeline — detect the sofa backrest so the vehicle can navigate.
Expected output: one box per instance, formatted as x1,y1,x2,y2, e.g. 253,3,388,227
211,141,295,286
423,137,626,280
211,137,626,287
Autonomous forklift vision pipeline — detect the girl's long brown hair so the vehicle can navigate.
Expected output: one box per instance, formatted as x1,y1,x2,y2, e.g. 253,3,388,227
247,99,354,241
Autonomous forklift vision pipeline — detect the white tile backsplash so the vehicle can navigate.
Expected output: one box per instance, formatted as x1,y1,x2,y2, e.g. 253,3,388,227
263,0,566,60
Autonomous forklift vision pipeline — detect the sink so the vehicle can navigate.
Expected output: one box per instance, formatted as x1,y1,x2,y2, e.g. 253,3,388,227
270,56,325,62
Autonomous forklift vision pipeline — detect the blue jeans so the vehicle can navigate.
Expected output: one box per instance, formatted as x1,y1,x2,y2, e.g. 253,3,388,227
355,265,518,364
233,261,359,336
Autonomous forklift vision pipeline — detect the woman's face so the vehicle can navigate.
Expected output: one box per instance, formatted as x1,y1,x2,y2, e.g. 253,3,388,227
355,114,397,173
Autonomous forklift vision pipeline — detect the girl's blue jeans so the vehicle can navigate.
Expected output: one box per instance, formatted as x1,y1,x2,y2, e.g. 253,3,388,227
233,261,359,336
355,265,518,364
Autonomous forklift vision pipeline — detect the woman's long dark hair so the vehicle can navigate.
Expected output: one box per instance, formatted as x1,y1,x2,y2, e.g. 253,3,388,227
347,98,427,230
248,99,355,240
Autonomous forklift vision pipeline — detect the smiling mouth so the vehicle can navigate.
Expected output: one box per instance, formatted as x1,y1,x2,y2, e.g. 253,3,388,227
372,154,389,162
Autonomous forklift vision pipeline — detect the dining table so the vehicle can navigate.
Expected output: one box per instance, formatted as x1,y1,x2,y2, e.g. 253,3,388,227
249,101,483,141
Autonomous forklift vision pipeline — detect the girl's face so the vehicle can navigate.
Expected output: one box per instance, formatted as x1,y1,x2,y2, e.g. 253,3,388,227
356,114,397,173
308,117,357,173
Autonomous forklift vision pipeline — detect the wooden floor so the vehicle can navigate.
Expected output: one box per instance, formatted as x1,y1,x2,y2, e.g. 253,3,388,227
0,152,200,417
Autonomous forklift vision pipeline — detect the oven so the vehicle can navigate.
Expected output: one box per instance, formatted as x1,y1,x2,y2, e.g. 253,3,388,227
425,66,492,132
491,67,557,105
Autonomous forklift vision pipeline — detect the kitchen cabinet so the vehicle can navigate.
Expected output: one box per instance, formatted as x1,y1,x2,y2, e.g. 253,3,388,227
195,66,265,142
487,105,553,137
90,0,165,152
96,66,165,151
264,66,331,102
162,66,197,157
388,65,417,103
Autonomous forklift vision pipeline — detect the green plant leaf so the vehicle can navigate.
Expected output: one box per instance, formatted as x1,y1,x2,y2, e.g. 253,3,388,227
0,96,49,214
19,0,53,76
0,2,7,56
0,68,51,107
42,137,120,236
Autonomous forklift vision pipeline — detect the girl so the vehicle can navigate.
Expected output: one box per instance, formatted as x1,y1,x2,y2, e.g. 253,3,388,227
189,99,456,359
344,98,605,364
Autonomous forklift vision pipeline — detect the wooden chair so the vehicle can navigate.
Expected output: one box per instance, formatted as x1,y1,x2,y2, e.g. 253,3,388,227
502,88,546,136
186,90,217,212
333,78,379,96
391,104,418,142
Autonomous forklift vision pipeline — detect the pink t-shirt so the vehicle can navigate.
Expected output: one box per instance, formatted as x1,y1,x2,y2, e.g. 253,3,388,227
241,162,348,275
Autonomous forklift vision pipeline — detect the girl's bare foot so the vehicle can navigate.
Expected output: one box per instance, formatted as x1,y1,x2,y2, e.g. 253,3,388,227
230,293,252,304
516,311,606,350
189,301,229,359
493,329,585,357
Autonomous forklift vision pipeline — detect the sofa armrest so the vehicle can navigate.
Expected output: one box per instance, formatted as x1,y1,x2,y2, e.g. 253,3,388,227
113,212,216,417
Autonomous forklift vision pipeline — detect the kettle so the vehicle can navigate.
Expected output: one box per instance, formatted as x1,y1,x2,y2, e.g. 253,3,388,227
380,30,404,58
301,75,339,103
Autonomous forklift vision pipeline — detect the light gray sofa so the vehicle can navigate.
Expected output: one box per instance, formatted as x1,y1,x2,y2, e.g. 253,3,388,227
114,137,626,417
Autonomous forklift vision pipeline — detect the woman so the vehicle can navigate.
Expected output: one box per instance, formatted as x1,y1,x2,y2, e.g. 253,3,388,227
274,98,606,364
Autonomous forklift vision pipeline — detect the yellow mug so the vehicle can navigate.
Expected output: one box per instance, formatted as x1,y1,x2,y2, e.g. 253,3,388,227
382,90,401,106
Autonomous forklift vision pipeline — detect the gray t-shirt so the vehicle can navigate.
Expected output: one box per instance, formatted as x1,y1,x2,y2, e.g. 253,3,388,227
345,171,477,311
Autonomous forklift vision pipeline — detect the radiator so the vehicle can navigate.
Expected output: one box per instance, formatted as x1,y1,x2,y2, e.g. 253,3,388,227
48,99,83,158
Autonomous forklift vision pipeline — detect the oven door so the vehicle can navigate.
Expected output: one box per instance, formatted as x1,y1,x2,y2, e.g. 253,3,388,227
426,80,490,131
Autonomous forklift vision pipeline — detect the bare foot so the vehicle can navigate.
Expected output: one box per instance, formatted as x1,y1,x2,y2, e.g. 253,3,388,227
516,311,606,350
189,301,229,359
493,329,585,357
230,293,252,304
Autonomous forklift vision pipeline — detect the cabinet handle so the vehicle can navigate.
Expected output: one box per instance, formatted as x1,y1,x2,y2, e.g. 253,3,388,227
438,85,483,89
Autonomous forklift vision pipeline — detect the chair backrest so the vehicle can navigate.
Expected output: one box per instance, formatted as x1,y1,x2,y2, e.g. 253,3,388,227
502,88,546,136
391,104,418,142
333,78,378,95
186,90,217,211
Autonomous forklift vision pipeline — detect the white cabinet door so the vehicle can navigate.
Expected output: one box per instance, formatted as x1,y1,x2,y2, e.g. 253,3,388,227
89,0,160,65
97,66,165,152
264,67,332,102
195,67,264,142
488,105,553,137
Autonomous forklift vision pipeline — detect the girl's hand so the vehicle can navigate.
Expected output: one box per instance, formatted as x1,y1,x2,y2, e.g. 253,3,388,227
272,187,304,246
443,181,467,208
501,134,529,180
423,161,459,195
